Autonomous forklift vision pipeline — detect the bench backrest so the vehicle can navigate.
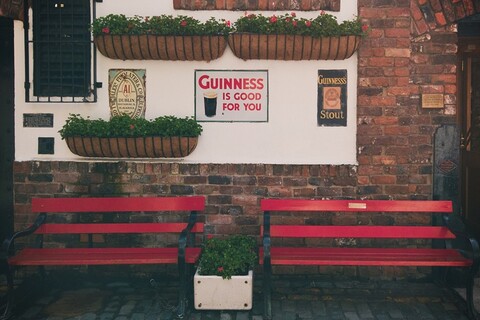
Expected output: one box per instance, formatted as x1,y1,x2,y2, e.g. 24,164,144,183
261,199,454,239
31,196,205,235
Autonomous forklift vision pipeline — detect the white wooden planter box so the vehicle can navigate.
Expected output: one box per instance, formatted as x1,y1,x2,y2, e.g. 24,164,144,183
194,269,253,310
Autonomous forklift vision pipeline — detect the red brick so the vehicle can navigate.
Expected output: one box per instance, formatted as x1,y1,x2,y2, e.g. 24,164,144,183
173,0,182,9
374,116,398,125
435,12,447,25
385,48,410,58
384,126,411,135
258,0,269,9
385,28,411,38
300,0,312,10
357,176,370,185
431,74,457,84
413,19,430,35
207,215,233,225
372,156,397,165
215,0,225,9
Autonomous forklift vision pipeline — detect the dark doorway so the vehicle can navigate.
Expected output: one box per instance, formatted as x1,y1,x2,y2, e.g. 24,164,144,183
0,17,15,241
458,14,480,237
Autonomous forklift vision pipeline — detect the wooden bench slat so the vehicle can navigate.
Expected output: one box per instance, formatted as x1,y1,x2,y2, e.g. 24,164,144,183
32,196,205,213
9,247,202,266
259,247,472,267
266,225,455,239
37,223,204,234
261,199,453,213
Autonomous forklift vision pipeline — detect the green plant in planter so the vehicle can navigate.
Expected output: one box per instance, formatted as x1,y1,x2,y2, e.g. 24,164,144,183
58,114,203,139
91,14,232,36
233,12,369,37
198,235,257,279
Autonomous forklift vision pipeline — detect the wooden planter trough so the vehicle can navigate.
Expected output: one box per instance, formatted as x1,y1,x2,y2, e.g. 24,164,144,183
65,136,198,158
94,34,228,61
228,34,361,60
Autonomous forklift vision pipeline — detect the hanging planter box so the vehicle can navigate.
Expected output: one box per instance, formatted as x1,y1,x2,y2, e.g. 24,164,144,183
228,34,361,60
65,136,198,158
194,269,253,310
94,34,228,61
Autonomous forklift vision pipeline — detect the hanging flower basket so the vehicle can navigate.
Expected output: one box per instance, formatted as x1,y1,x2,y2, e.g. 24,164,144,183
228,34,361,60
65,136,198,158
59,114,202,158
94,34,228,61
91,14,231,61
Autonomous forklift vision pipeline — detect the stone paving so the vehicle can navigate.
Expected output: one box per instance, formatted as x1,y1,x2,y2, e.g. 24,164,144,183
1,271,477,320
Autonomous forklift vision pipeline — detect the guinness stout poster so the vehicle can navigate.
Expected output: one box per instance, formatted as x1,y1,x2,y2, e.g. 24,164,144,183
317,70,347,127
195,70,268,122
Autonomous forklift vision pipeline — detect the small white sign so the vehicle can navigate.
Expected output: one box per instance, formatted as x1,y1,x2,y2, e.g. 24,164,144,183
195,70,268,122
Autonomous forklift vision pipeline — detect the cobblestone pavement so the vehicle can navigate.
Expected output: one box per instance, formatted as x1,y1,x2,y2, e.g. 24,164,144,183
1,272,478,320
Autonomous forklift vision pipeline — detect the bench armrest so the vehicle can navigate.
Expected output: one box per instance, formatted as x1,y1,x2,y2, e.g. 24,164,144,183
178,210,199,263
3,213,47,257
262,211,271,264
445,214,480,273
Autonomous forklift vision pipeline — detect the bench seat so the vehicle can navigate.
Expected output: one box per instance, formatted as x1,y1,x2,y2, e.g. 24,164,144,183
259,247,472,266
9,247,202,266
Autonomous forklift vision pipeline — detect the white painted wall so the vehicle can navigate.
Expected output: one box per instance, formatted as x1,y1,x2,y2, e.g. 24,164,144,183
14,1,358,164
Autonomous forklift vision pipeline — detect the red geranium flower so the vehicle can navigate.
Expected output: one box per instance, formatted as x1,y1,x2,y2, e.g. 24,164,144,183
180,20,187,27
270,15,277,23
291,12,296,17
305,21,312,27
102,27,110,34
362,24,369,32
217,266,224,272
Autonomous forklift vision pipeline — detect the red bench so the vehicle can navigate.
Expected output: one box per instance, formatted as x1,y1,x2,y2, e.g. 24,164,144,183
260,199,480,320
2,196,205,319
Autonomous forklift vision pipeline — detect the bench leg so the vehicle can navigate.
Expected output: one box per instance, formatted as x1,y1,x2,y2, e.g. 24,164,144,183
263,261,272,320
176,261,188,319
465,269,478,320
1,267,14,320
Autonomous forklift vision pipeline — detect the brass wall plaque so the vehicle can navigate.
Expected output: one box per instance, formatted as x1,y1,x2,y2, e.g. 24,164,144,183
422,94,444,109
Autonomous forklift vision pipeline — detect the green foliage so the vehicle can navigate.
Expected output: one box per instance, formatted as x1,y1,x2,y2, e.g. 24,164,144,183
92,14,232,36
91,13,368,38
198,235,257,279
59,114,203,139
233,12,369,37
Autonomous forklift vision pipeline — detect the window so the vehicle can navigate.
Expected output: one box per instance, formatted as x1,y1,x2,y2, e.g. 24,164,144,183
26,0,96,102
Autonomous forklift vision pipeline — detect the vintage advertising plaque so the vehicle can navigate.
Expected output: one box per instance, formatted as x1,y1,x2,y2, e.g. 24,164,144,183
109,69,146,118
317,70,347,127
195,70,268,122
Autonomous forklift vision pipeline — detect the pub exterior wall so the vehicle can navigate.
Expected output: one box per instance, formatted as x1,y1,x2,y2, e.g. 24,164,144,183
11,0,465,278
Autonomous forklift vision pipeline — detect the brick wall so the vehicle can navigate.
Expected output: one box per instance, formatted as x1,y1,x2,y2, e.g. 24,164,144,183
412,0,480,36
13,161,357,235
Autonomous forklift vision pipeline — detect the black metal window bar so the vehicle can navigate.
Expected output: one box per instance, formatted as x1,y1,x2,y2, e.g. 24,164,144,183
25,0,98,103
